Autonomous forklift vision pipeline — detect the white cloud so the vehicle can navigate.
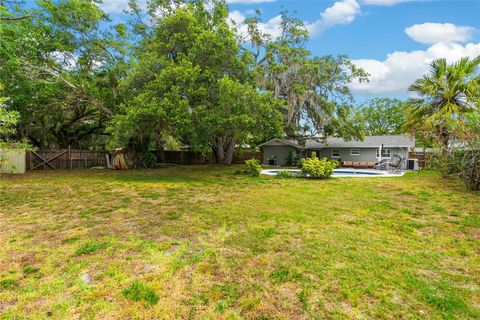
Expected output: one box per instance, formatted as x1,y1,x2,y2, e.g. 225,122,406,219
227,0,275,3
229,10,247,25
228,10,249,35
363,0,413,6
228,10,283,39
350,42,480,95
256,15,283,38
99,0,150,14
307,0,361,36
405,22,476,45
230,0,361,39
99,0,130,14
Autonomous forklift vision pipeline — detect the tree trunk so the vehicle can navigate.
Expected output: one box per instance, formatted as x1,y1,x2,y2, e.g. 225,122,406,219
439,127,450,177
213,137,236,165
224,139,236,165
215,137,226,164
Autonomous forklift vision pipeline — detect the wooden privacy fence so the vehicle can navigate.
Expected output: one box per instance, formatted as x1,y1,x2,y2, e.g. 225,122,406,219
27,150,109,170
26,149,263,170
156,150,262,165
408,151,434,168
232,150,263,164
155,150,214,165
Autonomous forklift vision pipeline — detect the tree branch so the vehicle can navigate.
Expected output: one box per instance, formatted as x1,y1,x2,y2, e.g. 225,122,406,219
20,60,114,116
0,14,32,21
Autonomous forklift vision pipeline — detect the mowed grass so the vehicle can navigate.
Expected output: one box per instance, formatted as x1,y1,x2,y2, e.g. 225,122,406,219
0,167,479,319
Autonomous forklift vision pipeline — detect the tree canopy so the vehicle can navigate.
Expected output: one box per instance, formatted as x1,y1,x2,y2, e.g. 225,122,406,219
1,0,371,164
354,98,407,136
241,11,368,142
404,57,480,159
109,2,283,164
0,0,128,148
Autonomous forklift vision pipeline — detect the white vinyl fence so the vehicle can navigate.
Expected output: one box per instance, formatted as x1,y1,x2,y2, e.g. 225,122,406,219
0,149,26,173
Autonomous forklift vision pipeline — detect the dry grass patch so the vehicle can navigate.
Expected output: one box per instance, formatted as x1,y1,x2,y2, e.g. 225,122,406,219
0,167,479,319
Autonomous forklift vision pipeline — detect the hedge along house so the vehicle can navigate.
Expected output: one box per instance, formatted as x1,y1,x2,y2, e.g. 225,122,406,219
259,134,415,169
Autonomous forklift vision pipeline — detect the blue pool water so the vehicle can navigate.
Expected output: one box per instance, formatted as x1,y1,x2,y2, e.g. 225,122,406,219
333,170,383,176
261,169,389,177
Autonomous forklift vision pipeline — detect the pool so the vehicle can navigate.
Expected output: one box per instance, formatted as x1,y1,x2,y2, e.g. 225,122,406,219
260,168,404,177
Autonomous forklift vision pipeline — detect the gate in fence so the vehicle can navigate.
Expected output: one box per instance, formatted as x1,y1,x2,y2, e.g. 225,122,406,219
27,149,108,170
26,148,263,170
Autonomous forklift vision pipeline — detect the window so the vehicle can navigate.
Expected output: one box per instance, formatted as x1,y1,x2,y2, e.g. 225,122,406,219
376,148,391,158
350,149,360,156
331,149,340,158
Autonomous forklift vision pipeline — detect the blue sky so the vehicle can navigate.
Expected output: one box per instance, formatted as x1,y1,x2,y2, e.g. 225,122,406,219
100,0,480,99
228,1,480,59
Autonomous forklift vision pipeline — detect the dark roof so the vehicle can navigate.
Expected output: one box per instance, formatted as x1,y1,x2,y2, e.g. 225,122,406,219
261,135,415,149
258,138,300,148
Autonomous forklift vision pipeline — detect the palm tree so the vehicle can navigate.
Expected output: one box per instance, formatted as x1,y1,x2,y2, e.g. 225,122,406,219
404,56,480,161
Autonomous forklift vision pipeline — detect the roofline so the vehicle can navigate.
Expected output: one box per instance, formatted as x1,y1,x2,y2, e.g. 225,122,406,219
258,138,300,148
307,145,414,149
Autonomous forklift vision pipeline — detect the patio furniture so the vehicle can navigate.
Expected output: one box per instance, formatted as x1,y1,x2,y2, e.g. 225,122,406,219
366,162,377,168
375,154,403,173
342,161,353,167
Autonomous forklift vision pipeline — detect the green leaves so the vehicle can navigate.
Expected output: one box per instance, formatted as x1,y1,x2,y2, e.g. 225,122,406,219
354,98,407,136
0,0,129,148
110,3,282,162
405,56,480,152
300,154,338,179
244,12,367,139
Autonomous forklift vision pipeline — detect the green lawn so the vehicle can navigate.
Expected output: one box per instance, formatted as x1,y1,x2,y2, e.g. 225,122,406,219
0,167,479,319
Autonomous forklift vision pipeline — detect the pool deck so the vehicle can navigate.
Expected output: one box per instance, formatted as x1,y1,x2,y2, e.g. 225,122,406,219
261,168,405,178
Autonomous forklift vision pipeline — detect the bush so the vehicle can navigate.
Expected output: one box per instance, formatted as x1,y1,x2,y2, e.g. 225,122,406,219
300,154,338,179
244,158,262,177
141,151,158,168
448,150,480,191
286,151,297,166
276,170,296,179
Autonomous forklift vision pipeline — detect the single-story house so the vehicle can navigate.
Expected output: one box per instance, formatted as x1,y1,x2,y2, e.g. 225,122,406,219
259,134,415,170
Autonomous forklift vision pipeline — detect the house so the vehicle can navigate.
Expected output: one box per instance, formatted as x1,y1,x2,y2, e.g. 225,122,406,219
259,134,415,169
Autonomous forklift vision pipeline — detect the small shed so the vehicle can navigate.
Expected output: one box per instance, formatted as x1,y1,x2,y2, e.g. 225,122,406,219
0,149,26,173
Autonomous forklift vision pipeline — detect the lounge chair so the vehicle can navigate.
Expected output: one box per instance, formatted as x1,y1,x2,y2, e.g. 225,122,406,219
375,154,403,173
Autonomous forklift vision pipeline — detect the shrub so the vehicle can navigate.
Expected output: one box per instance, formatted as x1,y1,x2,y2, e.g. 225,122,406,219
122,280,159,306
141,151,158,169
286,151,297,166
301,154,338,179
276,170,296,179
244,158,262,177
447,150,480,191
